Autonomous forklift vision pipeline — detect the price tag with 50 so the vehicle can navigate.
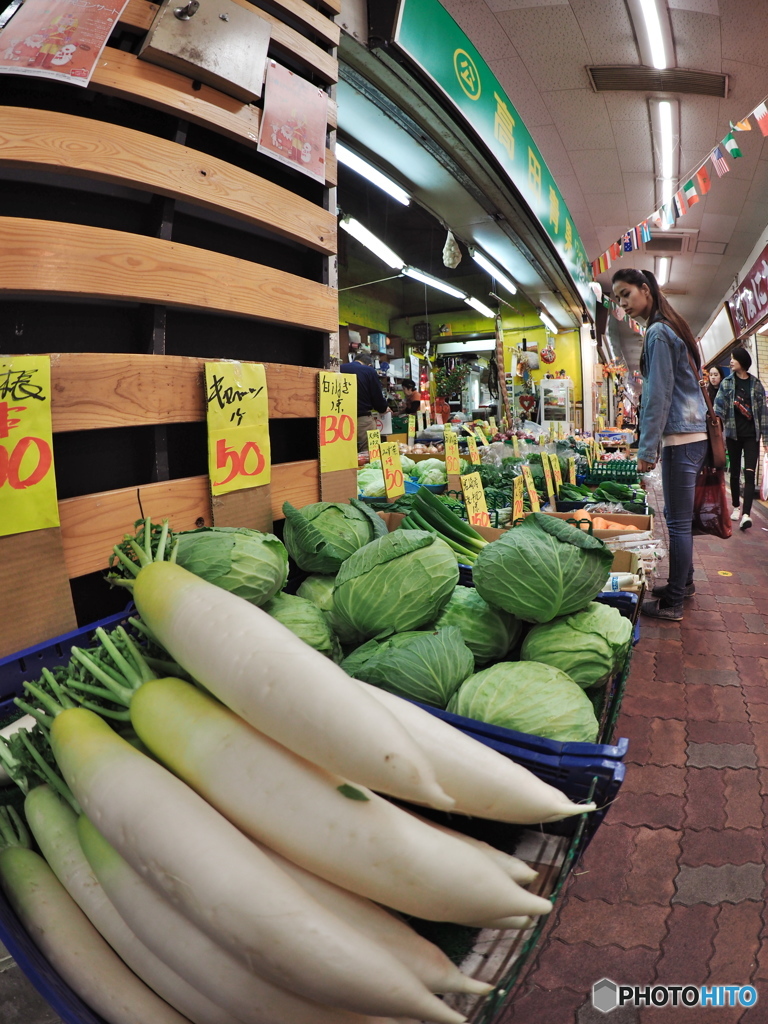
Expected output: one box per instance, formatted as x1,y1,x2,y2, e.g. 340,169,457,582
461,471,490,529
205,361,271,496
379,441,405,499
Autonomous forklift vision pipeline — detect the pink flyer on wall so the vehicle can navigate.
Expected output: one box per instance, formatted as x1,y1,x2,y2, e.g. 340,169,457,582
257,59,328,184
0,0,130,87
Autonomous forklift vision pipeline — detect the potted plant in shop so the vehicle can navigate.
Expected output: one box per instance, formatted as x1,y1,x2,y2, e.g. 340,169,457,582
433,363,470,420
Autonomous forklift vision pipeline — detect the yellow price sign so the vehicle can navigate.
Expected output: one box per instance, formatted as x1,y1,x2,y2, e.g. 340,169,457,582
512,474,524,521
512,435,521,457
475,427,489,447
380,441,405,500
549,452,563,493
466,436,481,464
489,416,498,434
568,456,577,486
500,416,508,432
557,423,565,441
521,464,540,512
586,445,594,470
407,414,416,442
541,454,555,501
549,421,555,441
416,411,425,433
461,471,491,529
318,371,358,473
205,361,271,497
0,355,59,537
444,428,461,475
366,429,381,463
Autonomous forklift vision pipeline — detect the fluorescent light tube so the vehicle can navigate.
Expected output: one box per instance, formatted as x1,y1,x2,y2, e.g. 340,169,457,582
655,256,670,287
337,144,410,206
465,296,495,318
471,249,517,294
402,266,466,299
639,0,668,69
659,101,674,178
539,309,559,334
340,216,405,270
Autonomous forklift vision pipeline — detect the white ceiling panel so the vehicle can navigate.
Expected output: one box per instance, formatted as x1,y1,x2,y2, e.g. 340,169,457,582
494,6,591,90
570,0,639,66
540,89,614,151
699,211,740,239
668,0,720,14
529,123,577,178
486,54,554,127
720,0,768,67
669,10,722,71
613,120,655,173
570,148,625,193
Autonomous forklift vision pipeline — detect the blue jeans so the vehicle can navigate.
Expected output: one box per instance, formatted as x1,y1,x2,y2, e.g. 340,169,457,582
661,440,708,604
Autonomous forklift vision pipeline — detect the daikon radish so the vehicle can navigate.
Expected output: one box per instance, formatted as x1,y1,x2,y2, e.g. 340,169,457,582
133,560,454,809
361,682,595,822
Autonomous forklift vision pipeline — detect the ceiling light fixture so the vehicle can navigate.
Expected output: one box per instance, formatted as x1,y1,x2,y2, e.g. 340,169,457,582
539,308,560,334
655,256,671,287
627,0,675,70
465,296,496,318
339,216,405,270
402,266,466,299
470,249,517,294
336,144,411,206
649,98,680,232
639,0,667,68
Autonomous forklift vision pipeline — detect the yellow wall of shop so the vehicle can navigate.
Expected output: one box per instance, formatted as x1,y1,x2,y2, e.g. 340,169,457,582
502,328,582,400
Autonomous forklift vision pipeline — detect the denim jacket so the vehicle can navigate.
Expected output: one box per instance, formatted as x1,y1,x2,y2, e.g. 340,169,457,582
637,319,707,464
713,373,768,444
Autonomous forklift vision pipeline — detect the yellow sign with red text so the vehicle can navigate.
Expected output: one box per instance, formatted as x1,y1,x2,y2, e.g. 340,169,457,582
0,355,59,537
513,474,524,521
521,464,541,512
380,441,405,499
549,453,563,494
444,428,461,475
206,362,271,496
542,455,555,502
461,471,490,529
466,437,481,465
366,429,381,463
318,371,358,473
568,456,577,485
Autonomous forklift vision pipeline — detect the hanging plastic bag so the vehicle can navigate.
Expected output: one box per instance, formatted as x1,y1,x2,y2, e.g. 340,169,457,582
760,453,768,501
692,465,732,539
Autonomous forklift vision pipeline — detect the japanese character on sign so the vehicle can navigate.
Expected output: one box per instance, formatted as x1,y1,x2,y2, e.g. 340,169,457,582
493,92,515,159
564,218,573,252
528,147,541,202
548,186,560,235
453,48,481,100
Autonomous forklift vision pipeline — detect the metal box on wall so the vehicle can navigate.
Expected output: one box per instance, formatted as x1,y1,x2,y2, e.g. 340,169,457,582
139,0,271,102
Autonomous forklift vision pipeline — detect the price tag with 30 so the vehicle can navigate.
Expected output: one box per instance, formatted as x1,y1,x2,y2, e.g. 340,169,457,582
466,436,481,465
205,361,271,496
379,441,405,499
461,471,490,529
318,371,358,473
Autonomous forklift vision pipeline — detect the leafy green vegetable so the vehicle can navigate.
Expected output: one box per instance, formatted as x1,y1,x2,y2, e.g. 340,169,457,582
262,591,342,662
295,573,336,613
282,499,386,574
331,530,459,644
174,527,288,607
448,661,599,743
411,459,448,486
341,627,474,708
473,513,614,623
432,587,521,665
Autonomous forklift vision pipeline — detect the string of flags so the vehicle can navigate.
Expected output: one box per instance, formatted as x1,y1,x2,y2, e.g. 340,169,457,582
590,96,768,282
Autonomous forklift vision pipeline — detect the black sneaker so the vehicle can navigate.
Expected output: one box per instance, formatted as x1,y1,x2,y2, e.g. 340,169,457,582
651,583,695,599
641,598,684,621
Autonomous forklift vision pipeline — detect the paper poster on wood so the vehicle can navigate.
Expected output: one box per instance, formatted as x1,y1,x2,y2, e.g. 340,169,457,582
318,371,358,473
0,0,130,87
205,361,271,497
0,355,59,537
257,59,328,183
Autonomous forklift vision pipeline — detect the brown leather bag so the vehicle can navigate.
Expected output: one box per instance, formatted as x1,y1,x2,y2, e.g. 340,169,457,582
687,349,726,469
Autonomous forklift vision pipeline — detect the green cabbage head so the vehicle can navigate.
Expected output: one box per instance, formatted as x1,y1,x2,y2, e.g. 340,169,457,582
473,513,614,623
341,626,474,708
174,527,287,607
296,573,336,613
282,499,386,574
521,602,633,689
448,661,599,743
262,591,341,662
432,586,521,665
331,530,459,644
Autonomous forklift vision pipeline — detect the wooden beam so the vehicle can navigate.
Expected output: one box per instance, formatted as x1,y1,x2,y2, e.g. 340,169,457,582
0,108,335,256
249,0,339,47
0,219,338,332
271,460,320,518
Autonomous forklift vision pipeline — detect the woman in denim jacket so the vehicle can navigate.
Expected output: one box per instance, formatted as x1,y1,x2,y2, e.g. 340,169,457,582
612,268,707,621
714,347,768,532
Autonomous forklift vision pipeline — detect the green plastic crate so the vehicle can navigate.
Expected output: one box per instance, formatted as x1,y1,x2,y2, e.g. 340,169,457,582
585,459,639,486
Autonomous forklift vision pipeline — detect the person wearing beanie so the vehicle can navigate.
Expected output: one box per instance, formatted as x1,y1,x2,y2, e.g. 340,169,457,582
714,347,768,531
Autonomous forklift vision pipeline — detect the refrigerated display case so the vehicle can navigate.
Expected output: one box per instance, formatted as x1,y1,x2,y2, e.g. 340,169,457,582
539,378,574,433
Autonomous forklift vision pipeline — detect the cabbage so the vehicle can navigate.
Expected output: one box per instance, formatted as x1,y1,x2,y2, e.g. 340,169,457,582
412,459,447,486
174,527,287,606
357,466,386,498
262,591,341,662
341,626,474,708
448,661,599,743
282,499,386,573
331,530,459,644
473,513,614,623
521,602,633,689
399,455,417,475
432,586,521,665
296,573,336,613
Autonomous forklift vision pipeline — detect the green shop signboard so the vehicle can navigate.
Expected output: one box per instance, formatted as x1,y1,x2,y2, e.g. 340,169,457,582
394,0,595,318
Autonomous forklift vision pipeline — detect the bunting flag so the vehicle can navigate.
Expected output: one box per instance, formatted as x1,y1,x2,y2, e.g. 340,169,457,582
640,220,652,243
731,118,752,131
673,190,688,217
630,226,640,249
623,232,633,252
661,203,674,227
592,259,601,278
683,180,699,206
695,165,712,194
610,241,622,260
754,102,768,137
599,252,609,273
711,146,729,177
650,209,663,229
722,133,743,158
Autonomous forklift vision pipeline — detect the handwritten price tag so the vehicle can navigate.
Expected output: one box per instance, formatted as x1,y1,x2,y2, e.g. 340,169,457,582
489,416,498,434
444,428,461,475
521,464,541,512
512,474,524,521
568,456,577,485
475,427,489,447
549,452,563,493
461,471,490,529
318,371,358,473
549,421,555,441
407,414,416,443
367,429,381,463
466,437,481,465
416,411,424,433
206,362,271,496
380,441,405,499
0,355,59,537
512,435,520,457
542,454,555,501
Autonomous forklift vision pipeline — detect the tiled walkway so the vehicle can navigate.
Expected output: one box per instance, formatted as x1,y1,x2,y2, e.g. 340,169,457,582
500,477,768,1023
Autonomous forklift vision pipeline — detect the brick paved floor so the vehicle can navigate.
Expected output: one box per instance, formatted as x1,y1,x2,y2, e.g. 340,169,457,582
498,476,768,1023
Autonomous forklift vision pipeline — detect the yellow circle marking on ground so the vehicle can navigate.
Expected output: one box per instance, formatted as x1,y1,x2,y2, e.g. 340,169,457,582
717,571,733,576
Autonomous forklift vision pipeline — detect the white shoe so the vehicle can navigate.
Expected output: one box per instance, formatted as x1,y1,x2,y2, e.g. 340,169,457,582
730,507,742,521
741,514,752,530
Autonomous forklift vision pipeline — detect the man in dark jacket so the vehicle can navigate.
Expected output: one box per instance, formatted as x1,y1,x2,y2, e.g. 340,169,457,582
341,352,388,451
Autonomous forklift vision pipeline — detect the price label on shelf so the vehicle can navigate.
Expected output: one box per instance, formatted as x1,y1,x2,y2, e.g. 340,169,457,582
380,441,405,500
586,444,594,470
489,416,498,434
548,452,562,491
444,428,461,475
466,436,481,465
475,427,489,447
205,361,271,496
407,414,416,444
568,456,577,485
0,355,59,537
500,416,508,432
557,423,565,441
366,429,381,463
521,464,540,512
542,454,555,501
512,474,524,521
318,371,358,473
461,471,490,529
416,411,425,433
549,421,555,441
512,435,520,457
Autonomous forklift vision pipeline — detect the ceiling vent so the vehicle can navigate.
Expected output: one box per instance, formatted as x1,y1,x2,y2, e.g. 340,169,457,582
587,66,728,98
644,234,689,254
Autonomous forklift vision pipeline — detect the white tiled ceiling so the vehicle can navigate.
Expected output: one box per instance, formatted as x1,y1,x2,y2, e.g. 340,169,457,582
438,0,768,363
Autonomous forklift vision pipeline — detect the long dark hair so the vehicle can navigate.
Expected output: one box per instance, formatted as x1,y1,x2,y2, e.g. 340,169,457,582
612,268,700,374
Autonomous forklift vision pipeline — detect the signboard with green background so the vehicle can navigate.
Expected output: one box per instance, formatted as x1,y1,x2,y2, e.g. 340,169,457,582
394,0,596,319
